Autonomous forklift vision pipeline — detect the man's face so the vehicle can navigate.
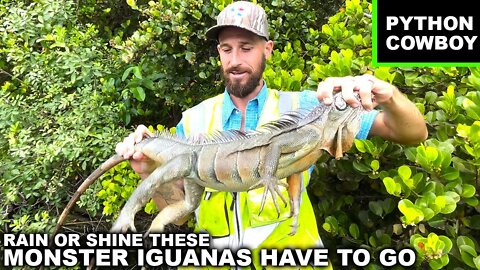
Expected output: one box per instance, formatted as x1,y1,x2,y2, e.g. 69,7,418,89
217,27,273,98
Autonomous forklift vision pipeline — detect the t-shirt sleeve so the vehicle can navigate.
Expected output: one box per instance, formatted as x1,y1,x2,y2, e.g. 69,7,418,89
175,120,186,139
356,110,379,139
298,90,378,139
298,90,320,111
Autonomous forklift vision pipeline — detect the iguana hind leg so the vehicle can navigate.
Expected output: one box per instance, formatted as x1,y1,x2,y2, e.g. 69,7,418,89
148,181,204,234
110,154,193,233
287,173,302,235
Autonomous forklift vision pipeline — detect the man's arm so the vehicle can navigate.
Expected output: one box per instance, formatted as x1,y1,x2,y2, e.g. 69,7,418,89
369,86,428,145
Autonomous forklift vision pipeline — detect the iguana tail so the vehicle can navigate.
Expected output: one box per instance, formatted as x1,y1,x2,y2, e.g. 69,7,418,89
51,154,126,242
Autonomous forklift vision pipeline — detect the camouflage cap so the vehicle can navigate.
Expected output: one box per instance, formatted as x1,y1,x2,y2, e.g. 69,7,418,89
206,1,269,40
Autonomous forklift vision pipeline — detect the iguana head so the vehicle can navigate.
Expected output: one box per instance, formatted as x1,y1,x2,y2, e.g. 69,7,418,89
315,93,367,159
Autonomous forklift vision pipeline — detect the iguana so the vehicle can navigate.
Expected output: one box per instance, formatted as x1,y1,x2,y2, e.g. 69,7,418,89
53,93,366,239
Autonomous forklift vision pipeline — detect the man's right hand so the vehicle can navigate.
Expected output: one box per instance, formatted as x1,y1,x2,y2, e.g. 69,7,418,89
115,124,157,179
115,124,188,225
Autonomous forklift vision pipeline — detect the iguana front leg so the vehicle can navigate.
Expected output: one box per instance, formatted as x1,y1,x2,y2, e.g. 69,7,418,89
110,154,194,233
255,144,288,216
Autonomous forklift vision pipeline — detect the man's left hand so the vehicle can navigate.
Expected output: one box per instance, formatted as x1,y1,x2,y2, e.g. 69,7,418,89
316,74,395,111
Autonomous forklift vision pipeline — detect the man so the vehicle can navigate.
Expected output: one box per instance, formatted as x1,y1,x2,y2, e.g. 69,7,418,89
115,1,427,268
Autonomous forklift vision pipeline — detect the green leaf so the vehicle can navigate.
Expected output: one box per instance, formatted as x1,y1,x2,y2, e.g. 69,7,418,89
97,190,106,199
383,177,399,196
457,236,477,267
401,175,414,189
353,160,370,172
462,184,476,198
126,0,137,8
465,197,479,207
113,174,125,184
382,198,396,214
473,255,480,269
460,245,477,267
463,97,480,120
369,201,383,217
142,79,155,90
374,67,394,82
411,172,424,190
377,232,391,246
323,216,339,234
425,91,438,104
441,167,459,181
349,223,360,239
440,152,452,169
132,86,146,101
457,123,471,138
429,255,449,270
292,69,303,81
320,44,330,55
465,215,480,230
144,199,158,214
425,146,439,162
404,147,417,162
398,165,412,181
133,66,142,79
399,199,424,225
440,195,457,214
322,223,332,232
122,66,134,81
363,140,376,155
370,160,380,171
416,146,430,168
393,224,403,235
439,235,453,253
435,196,446,209
191,10,202,20
358,210,374,228
457,236,477,250
422,207,436,221
322,24,333,36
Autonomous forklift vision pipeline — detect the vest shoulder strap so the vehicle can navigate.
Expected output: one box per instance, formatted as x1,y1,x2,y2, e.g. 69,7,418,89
182,94,224,137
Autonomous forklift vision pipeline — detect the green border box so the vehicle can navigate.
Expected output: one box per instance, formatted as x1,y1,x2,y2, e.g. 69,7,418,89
371,0,480,67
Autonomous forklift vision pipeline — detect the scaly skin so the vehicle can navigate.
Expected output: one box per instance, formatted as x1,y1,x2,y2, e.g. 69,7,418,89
54,93,366,247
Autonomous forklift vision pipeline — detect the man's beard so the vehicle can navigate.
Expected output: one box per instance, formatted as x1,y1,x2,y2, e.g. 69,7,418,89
222,57,266,98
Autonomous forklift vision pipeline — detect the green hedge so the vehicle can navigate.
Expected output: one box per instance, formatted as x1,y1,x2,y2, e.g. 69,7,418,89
1,0,479,269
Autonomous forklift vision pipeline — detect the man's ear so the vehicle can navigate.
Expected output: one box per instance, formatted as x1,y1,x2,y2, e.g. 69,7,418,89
264,40,274,59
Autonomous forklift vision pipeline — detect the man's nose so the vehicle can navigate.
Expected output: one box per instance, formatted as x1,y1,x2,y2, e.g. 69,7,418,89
230,49,241,66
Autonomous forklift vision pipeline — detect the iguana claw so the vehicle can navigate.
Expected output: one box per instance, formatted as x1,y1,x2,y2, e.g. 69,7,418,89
258,177,288,216
110,213,136,233
289,214,299,236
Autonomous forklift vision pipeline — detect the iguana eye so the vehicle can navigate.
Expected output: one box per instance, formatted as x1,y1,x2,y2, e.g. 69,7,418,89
334,96,347,111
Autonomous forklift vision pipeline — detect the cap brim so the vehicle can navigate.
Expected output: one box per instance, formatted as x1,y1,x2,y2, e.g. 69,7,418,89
205,25,268,40
205,25,225,40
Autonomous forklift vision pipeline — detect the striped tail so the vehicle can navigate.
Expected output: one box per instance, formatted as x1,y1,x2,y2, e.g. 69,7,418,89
50,154,126,244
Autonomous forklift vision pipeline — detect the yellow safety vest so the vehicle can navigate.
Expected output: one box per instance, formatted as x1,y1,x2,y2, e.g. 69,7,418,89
181,89,332,270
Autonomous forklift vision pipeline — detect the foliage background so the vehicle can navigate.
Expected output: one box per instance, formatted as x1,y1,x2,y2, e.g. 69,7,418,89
1,0,480,269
